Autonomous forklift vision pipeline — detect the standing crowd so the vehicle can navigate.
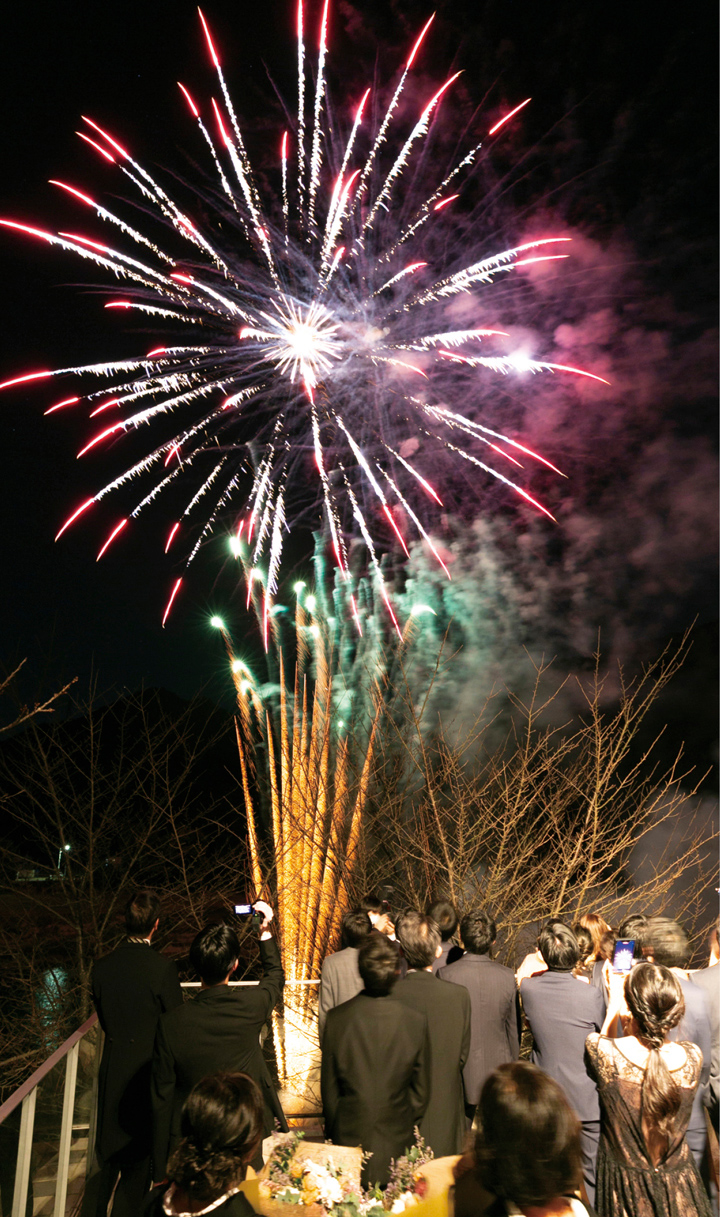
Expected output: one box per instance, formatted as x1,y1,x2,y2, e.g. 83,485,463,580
87,890,718,1217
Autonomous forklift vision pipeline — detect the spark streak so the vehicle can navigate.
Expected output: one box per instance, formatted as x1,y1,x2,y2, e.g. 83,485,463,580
0,5,608,628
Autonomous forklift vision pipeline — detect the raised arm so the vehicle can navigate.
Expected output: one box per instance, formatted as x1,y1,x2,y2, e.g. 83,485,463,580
254,900,285,1017
599,963,628,1036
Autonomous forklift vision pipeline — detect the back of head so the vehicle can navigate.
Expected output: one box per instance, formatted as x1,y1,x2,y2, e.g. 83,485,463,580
428,899,458,942
624,963,685,1144
578,911,611,959
538,921,580,972
359,892,383,915
396,910,441,970
625,962,685,1046
460,909,496,956
645,917,690,970
169,1071,264,1205
124,890,160,938
341,909,372,950
190,923,240,986
477,1062,582,1209
618,914,649,960
358,932,398,996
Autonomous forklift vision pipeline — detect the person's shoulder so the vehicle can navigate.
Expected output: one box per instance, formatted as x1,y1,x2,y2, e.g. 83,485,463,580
437,955,465,979
435,972,470,997
691,963,719,988
323,947,355,970
326,990,366,1023
679,1039,704,1070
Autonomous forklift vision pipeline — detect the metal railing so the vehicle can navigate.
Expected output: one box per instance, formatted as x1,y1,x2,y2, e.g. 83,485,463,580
0,979,320,1216
0,1013,100,1217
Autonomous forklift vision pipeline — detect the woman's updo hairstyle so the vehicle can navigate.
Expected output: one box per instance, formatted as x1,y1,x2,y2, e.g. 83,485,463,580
167,1071,264,1205
624,963,685,1143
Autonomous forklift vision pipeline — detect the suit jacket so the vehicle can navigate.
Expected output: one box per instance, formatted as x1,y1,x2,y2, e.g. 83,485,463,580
668,973,713,1157
691,964,719,1115
393,969,471,1155
438,952,520,1104
92,939,182,1161
430,941,463,975
321,990,430,1188
521,971,605,1123
151,937,286,1175
318,947,363,1041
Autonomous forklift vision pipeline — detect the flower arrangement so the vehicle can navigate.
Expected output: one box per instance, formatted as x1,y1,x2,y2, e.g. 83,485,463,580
259,1132,381,1215
257,1131,433,1216
382,1133,434,1213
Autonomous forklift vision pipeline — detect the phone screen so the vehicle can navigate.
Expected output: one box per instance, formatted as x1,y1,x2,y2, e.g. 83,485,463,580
612,939,635,973
234,904,253,916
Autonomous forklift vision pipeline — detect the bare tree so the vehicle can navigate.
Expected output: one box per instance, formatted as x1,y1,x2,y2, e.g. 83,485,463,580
0,679,242,1093
357,633,714,964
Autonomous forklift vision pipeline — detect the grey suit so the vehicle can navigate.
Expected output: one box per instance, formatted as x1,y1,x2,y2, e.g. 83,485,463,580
438,952,519,1106
521,970,605,1205
318,947,363,1041
668,974,713,1166
430,941,463,975
691,963,719,1126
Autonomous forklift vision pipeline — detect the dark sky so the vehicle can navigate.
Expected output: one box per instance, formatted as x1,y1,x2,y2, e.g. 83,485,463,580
0,1,716,738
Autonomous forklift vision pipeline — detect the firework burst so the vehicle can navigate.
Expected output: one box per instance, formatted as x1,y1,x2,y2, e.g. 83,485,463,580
0,4,609,634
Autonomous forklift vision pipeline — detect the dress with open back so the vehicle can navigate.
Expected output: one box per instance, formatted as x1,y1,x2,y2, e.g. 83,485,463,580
585,1033,711,1217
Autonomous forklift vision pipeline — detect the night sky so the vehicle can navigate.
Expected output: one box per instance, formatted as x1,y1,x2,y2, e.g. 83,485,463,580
0,0,716,767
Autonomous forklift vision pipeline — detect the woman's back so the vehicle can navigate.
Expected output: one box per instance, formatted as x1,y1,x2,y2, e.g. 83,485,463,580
586,1034,709,1216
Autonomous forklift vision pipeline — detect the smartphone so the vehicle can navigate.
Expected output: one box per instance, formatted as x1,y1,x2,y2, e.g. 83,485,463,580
234,903,253,916
612,939,635,973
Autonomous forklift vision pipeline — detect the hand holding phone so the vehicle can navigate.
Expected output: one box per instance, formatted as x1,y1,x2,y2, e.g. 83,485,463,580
612,940,635,974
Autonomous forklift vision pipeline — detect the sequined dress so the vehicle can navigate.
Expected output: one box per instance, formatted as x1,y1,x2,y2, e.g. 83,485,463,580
585,1033,711,1217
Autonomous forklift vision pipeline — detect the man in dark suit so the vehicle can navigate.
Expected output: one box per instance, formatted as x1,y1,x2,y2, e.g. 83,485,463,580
90,890,182,1217
321,932,430,1188
427,900,463,974
394,910,471,1155
520,920,605,1207
438,908,520,1126
318,909,372,1041
646,916,713,1167
151,900,287,1178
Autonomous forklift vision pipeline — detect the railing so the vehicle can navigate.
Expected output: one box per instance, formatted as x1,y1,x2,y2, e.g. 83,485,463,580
0,979,320,1216
0,1013,100,1217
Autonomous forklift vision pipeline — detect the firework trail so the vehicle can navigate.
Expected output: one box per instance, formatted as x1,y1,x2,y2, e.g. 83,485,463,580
0,4,608,634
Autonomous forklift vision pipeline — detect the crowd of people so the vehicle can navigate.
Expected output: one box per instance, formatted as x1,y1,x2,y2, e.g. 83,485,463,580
87,890,719,1217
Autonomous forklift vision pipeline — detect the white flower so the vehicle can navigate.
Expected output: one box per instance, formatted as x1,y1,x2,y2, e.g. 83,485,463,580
390,1191,418,1212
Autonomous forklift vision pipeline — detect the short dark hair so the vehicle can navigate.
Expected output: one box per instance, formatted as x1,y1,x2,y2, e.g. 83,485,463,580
341,909,372,949
618,914,648,960
190,923,240,986
538,921,579,972
124,890,160,937
168,1072,264,1205
476,1062,582,1208
645,917,690,970
358,932,398,995
460,910,496,956
396,911,441,970
359,892,384,915
428,900,458,942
